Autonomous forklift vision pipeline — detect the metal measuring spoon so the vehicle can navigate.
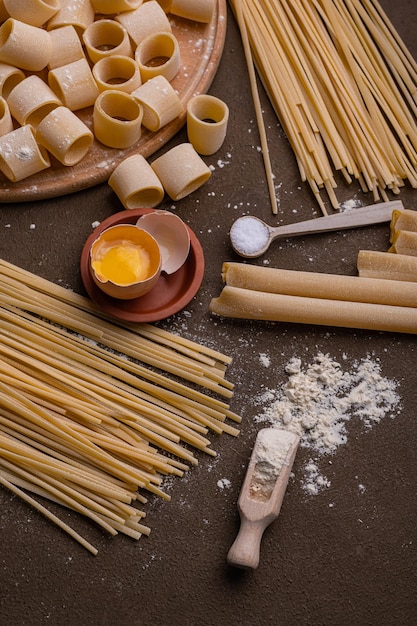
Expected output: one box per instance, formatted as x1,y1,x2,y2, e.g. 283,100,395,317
229,200,403,258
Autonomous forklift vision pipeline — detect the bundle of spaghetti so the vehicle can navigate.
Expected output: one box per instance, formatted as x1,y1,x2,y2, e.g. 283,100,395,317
230,0,417,213
0,259,240,554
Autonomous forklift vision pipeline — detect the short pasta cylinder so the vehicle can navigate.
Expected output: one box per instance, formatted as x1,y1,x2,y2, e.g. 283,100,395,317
93,90,143,149
108,154,165,209
115,0,171,46
186,94,229,155
131,74,184,132
151,142,211,200
83,19,133,64
90,0,143,12
170,0,215,23
36,106,94,166
92,55,141,94
0,18,52,71
47,0,94,35
0,1,9,22
3,0,60,28
48,25,85,70
135,31,181,83
0,96,13,136
0,124,50,182
7,75,61,127
0,62,25,99
48,58,100,111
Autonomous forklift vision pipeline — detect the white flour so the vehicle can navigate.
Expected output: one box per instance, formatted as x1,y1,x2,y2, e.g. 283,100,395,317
255,352,400,494
250,429,297,501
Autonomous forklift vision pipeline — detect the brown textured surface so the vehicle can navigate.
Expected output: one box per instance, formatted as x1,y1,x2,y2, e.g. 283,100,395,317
0,2,416,625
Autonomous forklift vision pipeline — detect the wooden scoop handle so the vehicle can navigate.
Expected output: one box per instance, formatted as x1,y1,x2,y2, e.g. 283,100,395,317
227,517,272,570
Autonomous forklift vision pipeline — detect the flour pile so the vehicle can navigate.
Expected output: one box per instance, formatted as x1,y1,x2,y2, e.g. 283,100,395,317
255,352,400,494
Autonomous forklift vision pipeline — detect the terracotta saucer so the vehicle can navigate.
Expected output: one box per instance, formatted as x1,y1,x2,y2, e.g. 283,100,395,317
80,208,205,323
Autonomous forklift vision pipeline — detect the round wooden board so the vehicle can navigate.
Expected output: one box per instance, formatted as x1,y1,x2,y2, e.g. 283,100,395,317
0,1,227,203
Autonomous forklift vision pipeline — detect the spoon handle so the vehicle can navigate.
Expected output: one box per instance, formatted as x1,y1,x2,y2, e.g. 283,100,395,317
270,200,403,241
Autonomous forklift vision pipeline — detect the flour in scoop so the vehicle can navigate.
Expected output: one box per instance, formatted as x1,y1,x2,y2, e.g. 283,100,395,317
249,429,297,501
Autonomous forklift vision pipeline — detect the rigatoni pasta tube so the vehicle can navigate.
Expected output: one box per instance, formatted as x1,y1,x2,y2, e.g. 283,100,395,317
0,125,50,182
108,154,164,209
209,286,417,334
388,231,417,256
357,250,417,282
0,18,51,71
151,143,211,201
115,1,171,46
131,75,183,132
36,106,94,166
221,262,417,308
7,75,61,127
3,0,60,27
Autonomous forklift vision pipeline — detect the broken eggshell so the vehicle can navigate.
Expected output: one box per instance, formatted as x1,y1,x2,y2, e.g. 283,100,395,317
90,223,162,300
136,210,190,275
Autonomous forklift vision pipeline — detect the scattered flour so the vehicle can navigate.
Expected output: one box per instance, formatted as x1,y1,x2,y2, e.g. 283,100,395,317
217,477,231,490
255,352,400,495
250,429,297,501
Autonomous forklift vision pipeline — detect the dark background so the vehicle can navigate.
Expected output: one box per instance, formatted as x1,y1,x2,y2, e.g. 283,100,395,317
1,2,416,625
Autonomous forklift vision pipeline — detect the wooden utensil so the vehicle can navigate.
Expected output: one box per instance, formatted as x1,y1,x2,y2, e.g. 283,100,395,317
230,200,404,258
227,428,299,570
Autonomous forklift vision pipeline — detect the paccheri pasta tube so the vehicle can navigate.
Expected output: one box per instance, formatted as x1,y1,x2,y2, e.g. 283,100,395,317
0,18,52,71
36,106,94,166
390,209,417,241
83,19,133,64
170,0,215,23
48,57,100,111
131,74,183,132
0,95,13,136
92,55,141,94
115,1,171,46
7,74,61,127
48,25,85,70
46,0,94,34
151,142,211,200
0,124,50,181
209,285,417,334
0,62,25,98
3,0,60,28
187,94,229,155
108,153,164,209
135,31,181,83
93,89,143,149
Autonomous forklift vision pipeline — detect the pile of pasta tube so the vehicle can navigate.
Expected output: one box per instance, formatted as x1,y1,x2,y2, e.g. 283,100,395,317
0,258,240,555
0,0,216,183
210,209,417,334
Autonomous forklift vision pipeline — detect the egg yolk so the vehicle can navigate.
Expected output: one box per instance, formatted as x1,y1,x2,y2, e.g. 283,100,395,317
93,242,151,285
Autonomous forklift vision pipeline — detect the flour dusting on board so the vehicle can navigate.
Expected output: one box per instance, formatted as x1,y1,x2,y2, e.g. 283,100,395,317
255,353,400,494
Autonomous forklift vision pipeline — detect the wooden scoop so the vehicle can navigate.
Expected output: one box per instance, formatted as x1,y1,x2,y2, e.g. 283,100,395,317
227,428,299,570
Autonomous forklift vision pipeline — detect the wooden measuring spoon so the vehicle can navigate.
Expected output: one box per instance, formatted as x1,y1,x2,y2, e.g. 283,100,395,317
227,428,300,570
229,199,404,258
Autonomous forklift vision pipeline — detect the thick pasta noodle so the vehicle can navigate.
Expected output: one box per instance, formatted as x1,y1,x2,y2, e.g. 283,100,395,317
151,142,211,200
0,62,25,98
83,19,133,64
131,74,184,132
93,90,143,149
187,94,229,155
0,124,50,181
108,153,165,209
135,31,181,83
36,106,94,166
48,58,100,111
48,25,85,70
7,75,61,127
0,18,52,71
46,0,94,34
0,95,12,136
92,55,141,94
170,0,215,23
3,0,60,28
115,0,172,46
0,258,239,554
